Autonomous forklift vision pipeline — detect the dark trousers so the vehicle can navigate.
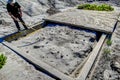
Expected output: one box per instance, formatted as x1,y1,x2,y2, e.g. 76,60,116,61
13,14,28,30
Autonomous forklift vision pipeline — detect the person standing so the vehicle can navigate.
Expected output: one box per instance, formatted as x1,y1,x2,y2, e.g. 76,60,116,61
7,0,28,31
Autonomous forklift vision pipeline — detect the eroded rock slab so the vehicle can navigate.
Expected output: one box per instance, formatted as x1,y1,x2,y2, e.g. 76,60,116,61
0,44,55,80
44,9,119,34
92,21,120,80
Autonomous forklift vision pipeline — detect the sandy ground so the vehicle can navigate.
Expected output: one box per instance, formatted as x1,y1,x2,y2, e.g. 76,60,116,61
10,24,96,75
0,44,55,80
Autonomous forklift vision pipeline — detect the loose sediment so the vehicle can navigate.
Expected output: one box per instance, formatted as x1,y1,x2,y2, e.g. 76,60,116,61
10,25,96,75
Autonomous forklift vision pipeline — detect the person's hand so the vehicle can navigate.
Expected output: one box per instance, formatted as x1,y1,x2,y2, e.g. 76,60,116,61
10,14,19,22
14,18,19,22
20,13,22,17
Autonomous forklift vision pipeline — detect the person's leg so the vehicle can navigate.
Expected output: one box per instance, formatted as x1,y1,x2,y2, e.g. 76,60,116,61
18,16,28,30
13,20,21,31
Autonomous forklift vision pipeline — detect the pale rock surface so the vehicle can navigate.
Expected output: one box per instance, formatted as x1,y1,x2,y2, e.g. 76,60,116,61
0,0,120,79
92,20,120,80
0,44,55,80
103,69,120,80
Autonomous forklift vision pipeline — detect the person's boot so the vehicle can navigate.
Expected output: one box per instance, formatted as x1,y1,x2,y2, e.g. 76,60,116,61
24,26,28,30
22,22,28,30
17,28,21,32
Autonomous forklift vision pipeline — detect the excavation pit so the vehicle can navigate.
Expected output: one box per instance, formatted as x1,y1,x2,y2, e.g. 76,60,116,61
2,21,106,80
2,21,108,80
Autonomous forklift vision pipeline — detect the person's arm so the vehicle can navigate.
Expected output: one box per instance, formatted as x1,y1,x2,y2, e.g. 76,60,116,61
19,8,22,17
8,12,18,21
16,2,22,17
